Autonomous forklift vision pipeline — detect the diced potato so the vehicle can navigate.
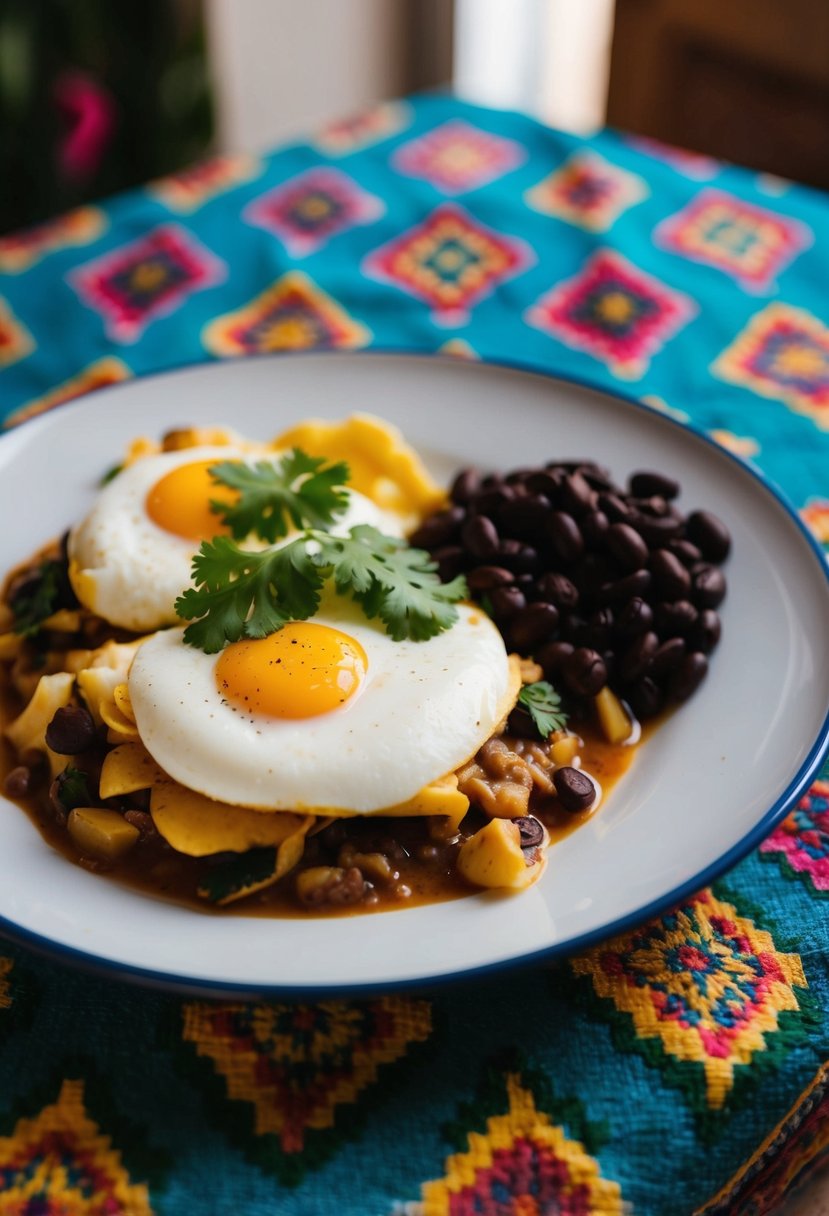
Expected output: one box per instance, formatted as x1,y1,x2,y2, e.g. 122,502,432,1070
594,686,633,745
457,819,527,890
551,733,580,766
99,743,165,799
67,808,140,861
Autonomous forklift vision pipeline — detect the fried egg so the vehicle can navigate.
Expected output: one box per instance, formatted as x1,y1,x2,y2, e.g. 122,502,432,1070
127,600,520,814
68,446,406,632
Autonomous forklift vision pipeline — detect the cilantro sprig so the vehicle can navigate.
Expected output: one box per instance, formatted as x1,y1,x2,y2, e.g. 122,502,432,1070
517,681,569,738
175,525,467,652
209,449,350,542
12,560,61,637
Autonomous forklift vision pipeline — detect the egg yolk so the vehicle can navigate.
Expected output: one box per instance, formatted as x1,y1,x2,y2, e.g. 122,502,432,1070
146,460,238,541
215,623,368,719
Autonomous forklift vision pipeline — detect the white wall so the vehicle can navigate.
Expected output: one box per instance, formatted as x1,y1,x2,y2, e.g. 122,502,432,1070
206,0,408,152
454,0,615,133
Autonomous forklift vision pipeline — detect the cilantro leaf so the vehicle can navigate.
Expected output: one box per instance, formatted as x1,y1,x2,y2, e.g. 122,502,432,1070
517,681,569,738
55,766,93,812
316,526,467,642
12,561,61,637
209,449,350,542
174,536,324,653
175,526,467,651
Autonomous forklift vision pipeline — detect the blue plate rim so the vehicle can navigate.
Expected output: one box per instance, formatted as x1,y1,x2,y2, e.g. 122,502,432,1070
1,345,828,999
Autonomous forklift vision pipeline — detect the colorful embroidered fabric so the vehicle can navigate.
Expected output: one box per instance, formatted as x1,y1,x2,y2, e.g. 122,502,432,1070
0,94,828,1216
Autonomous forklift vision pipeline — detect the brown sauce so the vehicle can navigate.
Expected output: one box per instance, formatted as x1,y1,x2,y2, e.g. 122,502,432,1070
0,537,643,918
0,675,640,917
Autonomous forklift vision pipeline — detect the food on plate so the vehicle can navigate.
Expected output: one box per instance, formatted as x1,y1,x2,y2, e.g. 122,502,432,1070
69,442,408,632
412,459,729,723
0,415,729,914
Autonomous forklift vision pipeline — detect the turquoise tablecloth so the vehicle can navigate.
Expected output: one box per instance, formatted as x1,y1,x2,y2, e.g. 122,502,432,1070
1,94,828,1216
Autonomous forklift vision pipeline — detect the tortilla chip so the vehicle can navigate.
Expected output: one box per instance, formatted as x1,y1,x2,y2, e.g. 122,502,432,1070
150,780,312,856
271,413,445,521
99,742,166,799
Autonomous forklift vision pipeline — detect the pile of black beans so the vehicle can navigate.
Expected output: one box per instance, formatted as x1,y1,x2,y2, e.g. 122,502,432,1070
410,461,730,721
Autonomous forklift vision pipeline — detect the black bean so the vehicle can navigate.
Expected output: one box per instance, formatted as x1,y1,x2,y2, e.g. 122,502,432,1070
633,512,684,548
537,640,574,678
581,510,609,548
505,468,536,487
606,522,649,573
626,676,664,719
506,706,540,740
631,495,671,518
650,637,687,679
597,492,631,522
614,596,654,638
560,613,587,642
629,471,681,500
618,631,658,682
573,461,614,490
467,565,515,591
432,545,466,581
558,472,596,516
500,494,551,539
553,767,596,812
691,565,727,609
689,609,721,654
598,569,652,606
574,552,616,599
579,608,614,650
525,469,562,498
509,602,560,651
545,512,584,563
488,586,527,621
497,540,540,573
515,816,545,849
668,652,709,702
472,485,516,519
462,514,500,559
650,549,692,602
4,766,31,799
563,647,607,696
668,538,703,567
536,572,579,610
409,505,466,549
45,705,97,755
450,467,482,504
686,510,731,563
654,600,697,637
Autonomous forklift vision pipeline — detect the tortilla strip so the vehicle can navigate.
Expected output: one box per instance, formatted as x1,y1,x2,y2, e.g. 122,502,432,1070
150,779,313,856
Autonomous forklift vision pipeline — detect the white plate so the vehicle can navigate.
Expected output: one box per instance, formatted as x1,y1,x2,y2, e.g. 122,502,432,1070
1,353,828,996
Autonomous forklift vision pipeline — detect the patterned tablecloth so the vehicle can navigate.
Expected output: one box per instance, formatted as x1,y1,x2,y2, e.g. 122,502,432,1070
0,93,828,1216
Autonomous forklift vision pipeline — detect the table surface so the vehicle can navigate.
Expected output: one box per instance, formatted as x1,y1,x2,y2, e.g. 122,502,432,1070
0,94,828,1216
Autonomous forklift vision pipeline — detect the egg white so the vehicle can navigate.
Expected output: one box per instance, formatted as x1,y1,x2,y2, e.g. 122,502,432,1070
127,601,516,814
68,446,406,632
